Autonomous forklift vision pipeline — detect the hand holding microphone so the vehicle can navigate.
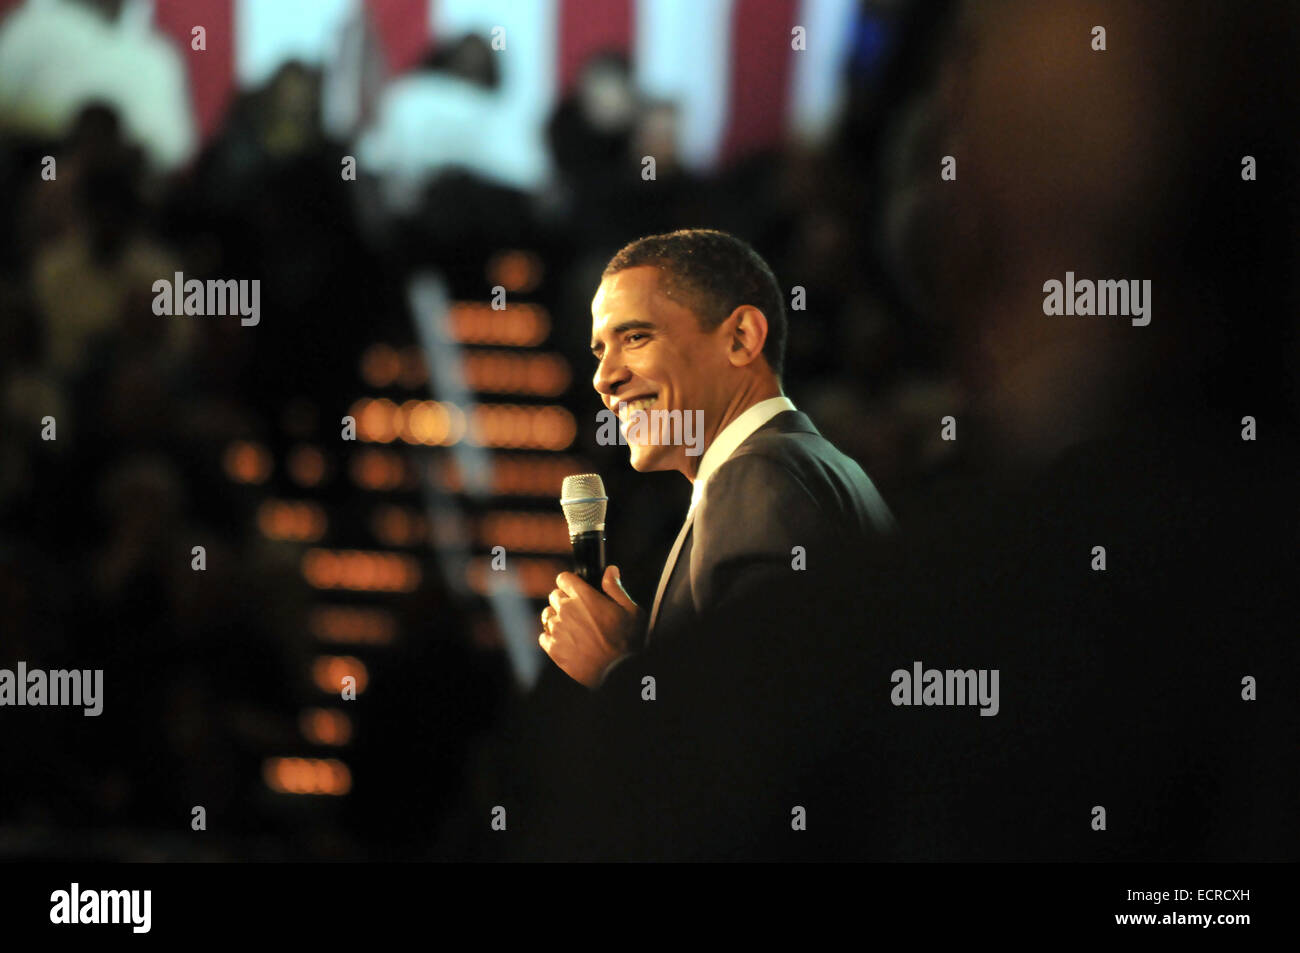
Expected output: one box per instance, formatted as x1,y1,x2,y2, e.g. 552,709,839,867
538,474,642,688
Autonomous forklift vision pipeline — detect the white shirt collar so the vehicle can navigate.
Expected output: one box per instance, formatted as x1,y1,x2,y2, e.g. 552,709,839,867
690,396,796,513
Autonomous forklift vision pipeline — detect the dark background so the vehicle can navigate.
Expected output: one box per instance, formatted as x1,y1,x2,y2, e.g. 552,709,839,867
0,0,1296,860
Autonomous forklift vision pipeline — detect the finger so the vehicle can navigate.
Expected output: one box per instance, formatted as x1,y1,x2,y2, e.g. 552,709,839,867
548,589,564,614
601,565,638,611
555,571,595,600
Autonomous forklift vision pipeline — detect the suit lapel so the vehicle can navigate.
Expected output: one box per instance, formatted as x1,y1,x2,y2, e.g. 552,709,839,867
647,506,696,641
643,412,815,641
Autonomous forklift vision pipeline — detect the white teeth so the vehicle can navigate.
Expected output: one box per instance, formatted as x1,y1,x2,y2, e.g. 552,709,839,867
618,396,657,420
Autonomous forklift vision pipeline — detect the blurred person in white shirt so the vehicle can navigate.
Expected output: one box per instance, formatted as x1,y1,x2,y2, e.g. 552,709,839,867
0,0,194,172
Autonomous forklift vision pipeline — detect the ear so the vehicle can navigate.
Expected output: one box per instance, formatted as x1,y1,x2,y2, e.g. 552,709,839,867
725,305,769,368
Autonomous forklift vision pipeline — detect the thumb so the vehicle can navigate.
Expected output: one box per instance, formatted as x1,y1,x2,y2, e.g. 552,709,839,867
602,565,638,611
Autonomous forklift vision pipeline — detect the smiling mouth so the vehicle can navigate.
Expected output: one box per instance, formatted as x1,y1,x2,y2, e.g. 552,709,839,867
616,395,658,423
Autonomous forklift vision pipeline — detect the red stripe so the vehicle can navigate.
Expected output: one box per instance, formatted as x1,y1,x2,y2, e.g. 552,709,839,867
557,0,632,95
153,0,235,145
367,0,432,75
720,0,799,162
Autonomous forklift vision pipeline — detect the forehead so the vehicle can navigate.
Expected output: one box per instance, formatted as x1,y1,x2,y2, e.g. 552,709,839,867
592,266,658,318
591,266,694,333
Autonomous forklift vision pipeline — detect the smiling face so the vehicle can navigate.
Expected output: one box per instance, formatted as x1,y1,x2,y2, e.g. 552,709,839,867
591,266,734,476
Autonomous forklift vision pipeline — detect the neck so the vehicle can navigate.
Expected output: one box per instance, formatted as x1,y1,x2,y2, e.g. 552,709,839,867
684,376,783,482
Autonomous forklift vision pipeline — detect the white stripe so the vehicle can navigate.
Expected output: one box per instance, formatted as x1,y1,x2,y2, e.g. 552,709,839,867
788,0,857,144
432,0,557,188
235,0,360,88
634,0,733,172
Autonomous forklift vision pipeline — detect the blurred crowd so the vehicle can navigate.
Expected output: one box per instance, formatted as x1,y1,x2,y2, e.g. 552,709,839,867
1,0,1297,860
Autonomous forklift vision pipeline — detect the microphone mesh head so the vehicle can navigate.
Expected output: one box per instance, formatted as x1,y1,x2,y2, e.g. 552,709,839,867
560,473,607,535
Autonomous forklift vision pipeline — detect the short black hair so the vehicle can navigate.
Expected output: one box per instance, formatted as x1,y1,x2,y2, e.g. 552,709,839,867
602,229,788,378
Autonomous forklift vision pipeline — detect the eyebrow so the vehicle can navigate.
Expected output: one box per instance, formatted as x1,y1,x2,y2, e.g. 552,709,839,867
590,320,657,354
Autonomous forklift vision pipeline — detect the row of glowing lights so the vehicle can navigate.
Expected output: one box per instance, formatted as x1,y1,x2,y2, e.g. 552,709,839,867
422,453,587,496
350,397,576,451
299,547,567,596
347,448,585,495
310,606,396,644
443,302,551,347
261,499,569,553
466,556,570,598
264,757,351,796
361,344,571,396
227,441,583,497
301,548,421,592
361,505,570,552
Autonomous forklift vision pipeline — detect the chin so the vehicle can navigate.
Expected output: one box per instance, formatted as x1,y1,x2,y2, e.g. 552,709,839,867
628,447,669,472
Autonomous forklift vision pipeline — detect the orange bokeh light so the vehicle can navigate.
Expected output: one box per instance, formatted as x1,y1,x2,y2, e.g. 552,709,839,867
466,556,568,598
486,250,544,293
443,302,550,346
223,440,272,484
308,606,396,645
263,757,352,795
300,708,353,746
301,548,421,592
311,655,368,694
257,499,327,542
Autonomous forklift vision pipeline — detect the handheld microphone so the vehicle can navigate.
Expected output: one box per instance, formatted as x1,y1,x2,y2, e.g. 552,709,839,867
560,473,607,585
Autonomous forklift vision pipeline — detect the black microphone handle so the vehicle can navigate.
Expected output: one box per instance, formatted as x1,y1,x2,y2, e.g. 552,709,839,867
570,530,606,585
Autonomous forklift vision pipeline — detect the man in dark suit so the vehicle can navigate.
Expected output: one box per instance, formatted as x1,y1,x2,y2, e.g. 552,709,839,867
538,228,893,688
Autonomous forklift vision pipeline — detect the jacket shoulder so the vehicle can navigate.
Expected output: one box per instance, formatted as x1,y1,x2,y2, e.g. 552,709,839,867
724,428,896,534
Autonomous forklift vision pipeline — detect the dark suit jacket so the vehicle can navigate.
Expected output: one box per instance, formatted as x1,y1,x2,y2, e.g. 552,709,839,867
645,409,894,646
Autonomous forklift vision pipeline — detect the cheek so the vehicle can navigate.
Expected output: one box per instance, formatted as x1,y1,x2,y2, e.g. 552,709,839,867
650,348,693,385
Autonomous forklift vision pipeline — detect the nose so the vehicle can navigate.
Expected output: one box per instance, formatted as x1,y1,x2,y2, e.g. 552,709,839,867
593,352,629,403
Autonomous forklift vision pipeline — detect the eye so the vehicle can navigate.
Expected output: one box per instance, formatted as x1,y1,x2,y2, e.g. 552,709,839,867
626,332,648,344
